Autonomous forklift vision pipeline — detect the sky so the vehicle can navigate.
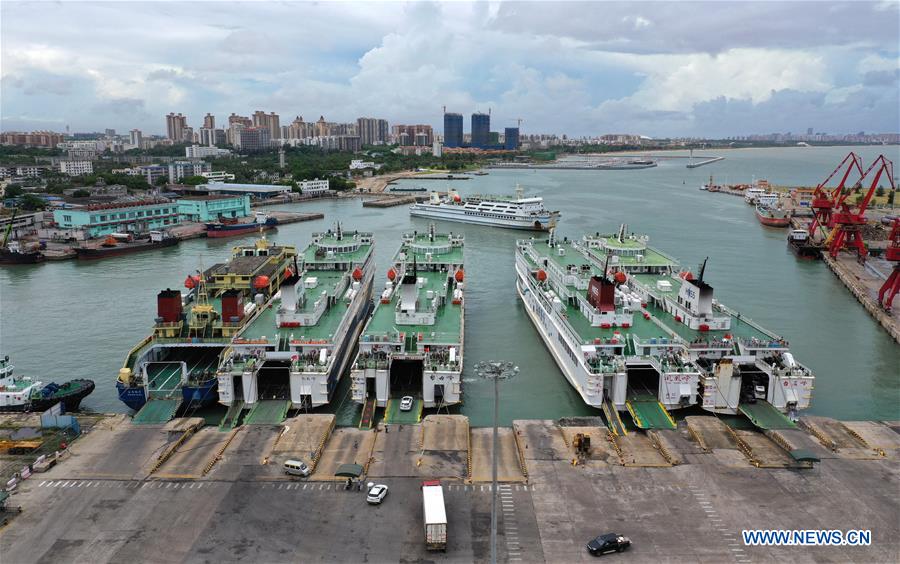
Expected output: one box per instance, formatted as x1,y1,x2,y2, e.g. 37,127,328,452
1,1,898,138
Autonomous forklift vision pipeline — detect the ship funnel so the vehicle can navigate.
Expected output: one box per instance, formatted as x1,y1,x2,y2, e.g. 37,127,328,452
157,289,183,323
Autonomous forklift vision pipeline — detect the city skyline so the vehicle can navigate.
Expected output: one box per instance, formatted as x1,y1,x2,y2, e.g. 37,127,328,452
1,1,899,137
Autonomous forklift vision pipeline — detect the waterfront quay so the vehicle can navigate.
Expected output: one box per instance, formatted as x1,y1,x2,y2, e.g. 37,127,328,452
1,413,898,563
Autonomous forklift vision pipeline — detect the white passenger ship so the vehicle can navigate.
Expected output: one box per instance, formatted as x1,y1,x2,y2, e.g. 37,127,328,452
409,185,559,231
515,227,814,429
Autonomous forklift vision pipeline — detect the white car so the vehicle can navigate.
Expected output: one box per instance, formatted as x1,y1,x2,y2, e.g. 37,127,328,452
367,484,389,505
400,396,414,411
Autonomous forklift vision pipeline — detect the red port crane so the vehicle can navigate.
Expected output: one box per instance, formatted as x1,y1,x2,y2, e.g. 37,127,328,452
878,218,900,311
808,152,865,238
825,154,895,258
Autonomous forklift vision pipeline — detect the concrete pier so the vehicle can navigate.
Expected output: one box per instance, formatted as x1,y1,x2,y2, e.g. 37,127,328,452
823,253,900,343
2,412,898,562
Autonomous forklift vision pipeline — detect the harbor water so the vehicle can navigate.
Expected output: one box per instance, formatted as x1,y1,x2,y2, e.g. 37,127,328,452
1,146,898,425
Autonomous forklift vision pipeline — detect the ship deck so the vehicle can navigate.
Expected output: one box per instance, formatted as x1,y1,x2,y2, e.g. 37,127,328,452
300,237,372,264
238,270,351,345
522,242,775,347
362,270,462,344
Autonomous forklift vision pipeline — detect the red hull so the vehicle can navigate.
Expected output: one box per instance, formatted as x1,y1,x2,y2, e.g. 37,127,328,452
756,210,791,227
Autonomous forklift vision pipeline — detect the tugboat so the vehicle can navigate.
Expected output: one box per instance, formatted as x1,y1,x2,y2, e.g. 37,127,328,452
0,356,95,412
0,210,44,265
787,229,821,259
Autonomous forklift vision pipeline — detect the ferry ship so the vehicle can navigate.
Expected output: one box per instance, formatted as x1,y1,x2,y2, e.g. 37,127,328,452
216,225,374,412
515,226,814,429
351,225,464,418
409,185,559,231
115,236,296,420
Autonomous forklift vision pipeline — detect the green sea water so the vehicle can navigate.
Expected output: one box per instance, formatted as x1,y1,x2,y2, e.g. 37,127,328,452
1,146,898,425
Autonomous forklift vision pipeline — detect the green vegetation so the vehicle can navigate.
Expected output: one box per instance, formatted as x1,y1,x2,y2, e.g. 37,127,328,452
182,175,208,185
3,185,24,198
0,145,61,165
18,193,47,211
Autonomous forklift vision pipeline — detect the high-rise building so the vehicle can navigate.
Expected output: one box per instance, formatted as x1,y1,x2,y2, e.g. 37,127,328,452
104,128,116,138
235,127,271,153
130,129,143,147
228,113,252,127
0,131,65,148
443,112,463,148
198,128,216,147
203,113,216,129
357,117,389,145
392,124,433,146
165,113,188,142
504,127,520,150
253,111,281,140
807,127,814,136
471,112,490,148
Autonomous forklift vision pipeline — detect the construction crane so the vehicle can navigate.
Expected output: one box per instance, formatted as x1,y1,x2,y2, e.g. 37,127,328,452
808,152,865,239
2,208,18,249
878,218,900,311
824,154,895,259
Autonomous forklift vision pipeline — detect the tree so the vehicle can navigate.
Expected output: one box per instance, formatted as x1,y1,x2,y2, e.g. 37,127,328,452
4,185,24,198
18,193,46,211
876,186,885,198
182,175,208,186
155,175,169,187
888,190,895,206
72,189,91,198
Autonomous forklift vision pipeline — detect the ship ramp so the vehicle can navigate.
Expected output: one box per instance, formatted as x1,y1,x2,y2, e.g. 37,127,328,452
625,394,676,430
133,399,181,425
602,396,628,436
244,400,291,425
739,401,797,430
384,397,422,425
359,397,377,429
218,400,245,431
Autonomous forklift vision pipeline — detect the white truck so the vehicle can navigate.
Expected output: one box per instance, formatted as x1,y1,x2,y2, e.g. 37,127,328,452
422,480,447,551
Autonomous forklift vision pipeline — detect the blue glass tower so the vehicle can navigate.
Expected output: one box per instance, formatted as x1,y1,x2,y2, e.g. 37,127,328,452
504,127,519,150
471,112,490,148
443,113,463,148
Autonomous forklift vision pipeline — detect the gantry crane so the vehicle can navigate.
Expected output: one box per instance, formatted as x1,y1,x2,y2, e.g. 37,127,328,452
808,152,865,239
824,154,895,259
878,218,900,311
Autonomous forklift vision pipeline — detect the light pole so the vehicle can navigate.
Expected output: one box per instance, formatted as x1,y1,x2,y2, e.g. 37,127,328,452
474,360,519,564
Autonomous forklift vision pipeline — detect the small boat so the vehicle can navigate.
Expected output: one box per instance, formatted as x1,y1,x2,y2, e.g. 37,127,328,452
76,230,178,260
0,356,95,412
756,204,791,227
206,212,278,238
0,241,44,265
787,229,821,259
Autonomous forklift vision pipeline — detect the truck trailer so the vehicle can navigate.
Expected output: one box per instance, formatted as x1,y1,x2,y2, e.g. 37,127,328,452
422,480,447,551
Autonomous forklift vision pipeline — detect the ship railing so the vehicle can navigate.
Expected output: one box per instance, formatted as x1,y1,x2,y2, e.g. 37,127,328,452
362,331,402,343
122,334,154,375
716,302,782,341
354,358,389,370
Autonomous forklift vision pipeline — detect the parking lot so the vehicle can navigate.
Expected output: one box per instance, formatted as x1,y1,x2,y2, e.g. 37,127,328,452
1,415,898,562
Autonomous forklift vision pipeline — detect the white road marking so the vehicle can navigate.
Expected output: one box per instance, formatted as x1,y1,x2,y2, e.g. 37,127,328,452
303,484,308,490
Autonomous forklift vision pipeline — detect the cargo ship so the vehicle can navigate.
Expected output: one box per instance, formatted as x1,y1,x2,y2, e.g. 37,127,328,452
76,230,178,260
116,236,296,420
206,212,278,238
0,356,95,412
516,225,814,429
351,224,465,415
756,204,791,227
217,225,374,412
409,185,559,231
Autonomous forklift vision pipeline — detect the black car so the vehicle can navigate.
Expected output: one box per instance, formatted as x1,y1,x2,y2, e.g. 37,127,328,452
587,533,631,556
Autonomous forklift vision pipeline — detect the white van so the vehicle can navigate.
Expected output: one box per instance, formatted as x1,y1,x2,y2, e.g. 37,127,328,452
284,460,310,477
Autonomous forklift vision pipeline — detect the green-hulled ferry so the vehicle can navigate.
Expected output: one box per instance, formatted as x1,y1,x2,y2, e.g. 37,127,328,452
216,226,374,414
516,225,814,430
351,225,464,418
